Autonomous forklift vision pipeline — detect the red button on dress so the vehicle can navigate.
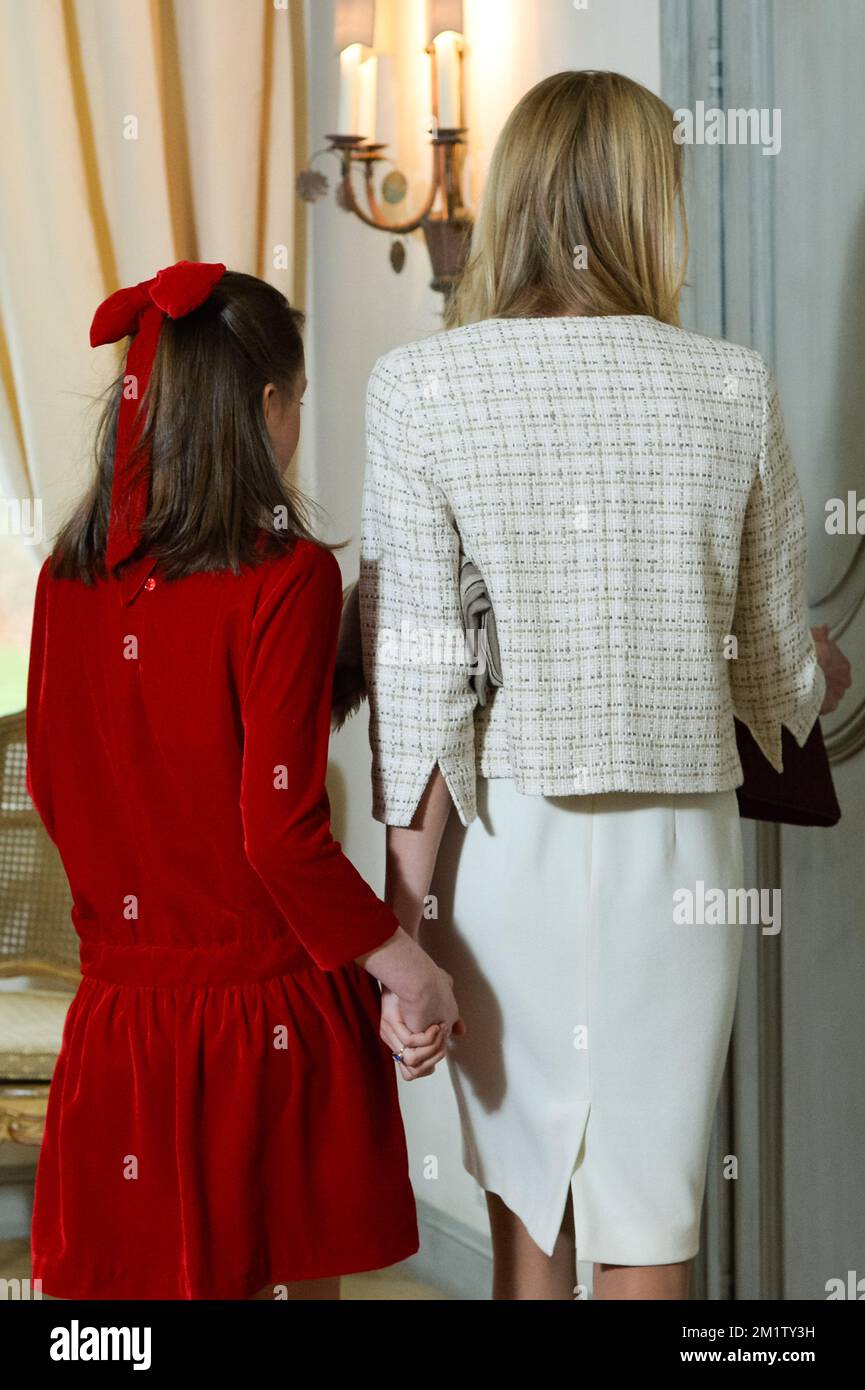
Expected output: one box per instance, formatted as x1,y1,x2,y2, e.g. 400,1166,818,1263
25,537,419,1300
143,576,156,590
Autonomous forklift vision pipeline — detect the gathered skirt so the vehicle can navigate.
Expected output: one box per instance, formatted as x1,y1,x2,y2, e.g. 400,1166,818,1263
424,778,745,1265
30,940,419,1300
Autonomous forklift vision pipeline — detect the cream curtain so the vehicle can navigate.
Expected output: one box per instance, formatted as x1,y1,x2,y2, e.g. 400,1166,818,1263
0,0,309,559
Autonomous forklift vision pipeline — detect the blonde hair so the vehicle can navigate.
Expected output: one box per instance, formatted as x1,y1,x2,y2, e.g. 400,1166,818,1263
446,70,688,329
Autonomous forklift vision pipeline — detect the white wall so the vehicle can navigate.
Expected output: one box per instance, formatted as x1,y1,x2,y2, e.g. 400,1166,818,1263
306,0,661,1249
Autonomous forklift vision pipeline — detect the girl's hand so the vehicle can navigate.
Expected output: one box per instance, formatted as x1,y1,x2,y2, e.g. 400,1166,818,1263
379,986,464,1080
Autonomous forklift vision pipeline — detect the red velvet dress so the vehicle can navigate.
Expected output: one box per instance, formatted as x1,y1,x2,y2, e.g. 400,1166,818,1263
25,536,419,1299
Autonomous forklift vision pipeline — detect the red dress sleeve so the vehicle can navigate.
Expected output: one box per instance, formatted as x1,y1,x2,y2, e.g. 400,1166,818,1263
240,539,400,971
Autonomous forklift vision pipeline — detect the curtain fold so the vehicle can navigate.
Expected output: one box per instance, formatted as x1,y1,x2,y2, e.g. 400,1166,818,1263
0,0,308,557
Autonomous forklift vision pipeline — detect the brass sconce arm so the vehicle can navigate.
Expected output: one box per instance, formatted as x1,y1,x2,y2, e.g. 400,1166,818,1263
326,135,439,235
314,129,471,297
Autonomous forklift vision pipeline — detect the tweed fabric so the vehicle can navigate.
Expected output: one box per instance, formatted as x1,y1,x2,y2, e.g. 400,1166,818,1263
359,315,824,828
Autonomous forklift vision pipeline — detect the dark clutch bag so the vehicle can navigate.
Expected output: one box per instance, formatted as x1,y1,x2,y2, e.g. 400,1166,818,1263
734,718,840,826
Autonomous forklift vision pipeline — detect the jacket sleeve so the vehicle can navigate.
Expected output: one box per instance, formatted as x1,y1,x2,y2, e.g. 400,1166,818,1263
729,364,826,770
359,352,478,828
240,540,400,971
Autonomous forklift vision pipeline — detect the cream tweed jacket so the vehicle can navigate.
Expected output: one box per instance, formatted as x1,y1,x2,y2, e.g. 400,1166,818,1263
358,314,825,828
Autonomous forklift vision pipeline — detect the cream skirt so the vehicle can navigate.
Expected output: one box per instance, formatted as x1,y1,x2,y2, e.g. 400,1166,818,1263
423,777,745,1266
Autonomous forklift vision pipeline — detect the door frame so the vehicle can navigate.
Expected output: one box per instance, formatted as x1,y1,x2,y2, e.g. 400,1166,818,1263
660,0,784,1301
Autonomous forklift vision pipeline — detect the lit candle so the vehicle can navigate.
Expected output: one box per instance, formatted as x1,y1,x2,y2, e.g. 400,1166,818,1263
337,43,364,136
357,54,378,141
433,30,461,129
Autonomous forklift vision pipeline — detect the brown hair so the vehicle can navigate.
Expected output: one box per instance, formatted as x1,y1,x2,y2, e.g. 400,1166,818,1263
446,70,688,328
53,270,328,583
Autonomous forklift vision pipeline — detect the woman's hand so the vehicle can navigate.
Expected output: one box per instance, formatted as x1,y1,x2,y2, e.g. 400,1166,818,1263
812,626,852,714
358,765,465,1079
379,987,446,1080
379,980,466,1081
357,926,466,1079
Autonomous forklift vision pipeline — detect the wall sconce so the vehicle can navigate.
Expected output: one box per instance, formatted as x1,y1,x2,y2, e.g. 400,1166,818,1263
297,0,473,298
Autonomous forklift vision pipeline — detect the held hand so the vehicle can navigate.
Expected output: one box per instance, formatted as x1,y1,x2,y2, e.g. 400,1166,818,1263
812,626,852,715
401,962,464,1038
356,926,465,1076
379,983,467,1081
380,988,445,1080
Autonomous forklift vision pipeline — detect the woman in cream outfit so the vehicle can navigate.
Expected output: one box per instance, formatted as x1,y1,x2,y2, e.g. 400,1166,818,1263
358,72,834,1300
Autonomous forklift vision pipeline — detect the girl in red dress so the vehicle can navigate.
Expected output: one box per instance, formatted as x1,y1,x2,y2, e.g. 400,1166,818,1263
25,261,459,1300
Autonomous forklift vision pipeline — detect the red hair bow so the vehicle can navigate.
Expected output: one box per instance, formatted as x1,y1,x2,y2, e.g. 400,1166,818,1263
90,259,226,571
